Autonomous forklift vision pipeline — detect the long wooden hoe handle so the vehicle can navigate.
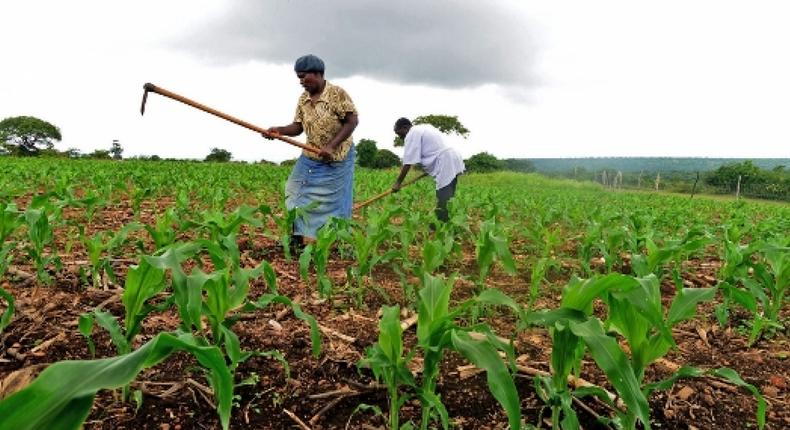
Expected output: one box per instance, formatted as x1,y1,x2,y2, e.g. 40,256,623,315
140,82,320,155
353,172,429,211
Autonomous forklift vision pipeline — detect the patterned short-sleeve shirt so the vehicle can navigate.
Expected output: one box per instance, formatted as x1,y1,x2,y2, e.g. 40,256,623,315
294,82,357,162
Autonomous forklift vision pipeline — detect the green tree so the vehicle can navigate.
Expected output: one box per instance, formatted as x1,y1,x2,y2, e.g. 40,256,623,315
205,148,232,162
415,115,470,137
465,152,504,173
503,158,536,173
373,149,401,168
0,116,62,156
705,161,764,190
357,138,378,167
87,149,112,160
394,114,469,147
110,140,123,160
280,158,298,167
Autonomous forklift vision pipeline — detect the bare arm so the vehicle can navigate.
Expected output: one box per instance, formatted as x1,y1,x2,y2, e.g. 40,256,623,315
392,164,412,192
319,112,359,160
265,122,303,138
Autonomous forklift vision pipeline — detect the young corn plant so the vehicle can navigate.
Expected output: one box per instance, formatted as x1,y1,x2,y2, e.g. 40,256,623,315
260,204,308,261
414,274,522,430
144,207,181,251
1,202,24,244
139,236,320,424
716,236,790,345
192,205,263,242
0,202,23,284
130,185,152,220
148,235,321,364
0,286,13,334
22,207,60,285
475,218,517,291
527,273,765,430
299,220,342,298
80,222,142,288
359,305,416,430
339,208,400,288
79,259,170,397
525,275,649,429
630,227,709,290
601,273,764,429
416,233,455,279
68,186,108,225
0,331,235,430
526,224,563,310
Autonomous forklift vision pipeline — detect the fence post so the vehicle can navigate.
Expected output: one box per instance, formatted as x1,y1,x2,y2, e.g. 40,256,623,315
690,172,699,199
654,172,661,191
736,175,742,200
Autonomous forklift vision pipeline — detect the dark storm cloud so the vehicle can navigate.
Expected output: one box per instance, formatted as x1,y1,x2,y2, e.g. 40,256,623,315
177,0,537,89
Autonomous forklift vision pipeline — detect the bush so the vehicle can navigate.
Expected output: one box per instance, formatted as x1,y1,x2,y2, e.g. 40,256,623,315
357,139,378,167
373,149,401,168
465,152,504,173
205,148,232,163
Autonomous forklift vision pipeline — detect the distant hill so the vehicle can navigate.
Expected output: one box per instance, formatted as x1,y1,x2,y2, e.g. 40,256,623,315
517,157,790,173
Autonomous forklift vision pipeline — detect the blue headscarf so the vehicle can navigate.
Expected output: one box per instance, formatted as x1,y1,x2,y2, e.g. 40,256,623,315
294,54,325,73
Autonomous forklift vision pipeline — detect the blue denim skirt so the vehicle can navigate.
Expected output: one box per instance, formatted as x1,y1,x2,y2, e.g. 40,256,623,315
285,146,355,238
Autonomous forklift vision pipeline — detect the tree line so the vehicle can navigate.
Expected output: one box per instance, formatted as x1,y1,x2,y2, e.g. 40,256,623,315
2,115,518,172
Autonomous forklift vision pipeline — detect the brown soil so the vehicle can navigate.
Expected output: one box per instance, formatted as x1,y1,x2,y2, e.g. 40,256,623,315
1,199,788,429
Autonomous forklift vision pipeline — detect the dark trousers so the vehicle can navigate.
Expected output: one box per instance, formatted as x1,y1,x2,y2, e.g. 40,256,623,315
435,176,458,222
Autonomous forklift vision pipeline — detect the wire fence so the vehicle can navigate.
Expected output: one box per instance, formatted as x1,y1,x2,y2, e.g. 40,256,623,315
549,170,790,202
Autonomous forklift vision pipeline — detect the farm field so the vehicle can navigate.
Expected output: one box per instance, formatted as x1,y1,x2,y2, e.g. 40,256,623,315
0,157,788,430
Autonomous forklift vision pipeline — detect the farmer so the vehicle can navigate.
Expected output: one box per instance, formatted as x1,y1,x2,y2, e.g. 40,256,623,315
391,117,465,223
265,54,359,243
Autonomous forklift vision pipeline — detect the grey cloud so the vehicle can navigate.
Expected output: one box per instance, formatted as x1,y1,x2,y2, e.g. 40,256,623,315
176,0,537,89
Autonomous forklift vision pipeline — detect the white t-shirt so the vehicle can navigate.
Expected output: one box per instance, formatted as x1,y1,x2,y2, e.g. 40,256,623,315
402,124,466,189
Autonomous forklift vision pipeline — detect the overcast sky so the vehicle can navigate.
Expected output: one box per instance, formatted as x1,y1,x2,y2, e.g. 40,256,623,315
1,1,789,162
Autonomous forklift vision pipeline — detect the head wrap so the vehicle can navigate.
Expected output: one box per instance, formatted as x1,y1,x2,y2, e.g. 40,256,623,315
294,54,325,73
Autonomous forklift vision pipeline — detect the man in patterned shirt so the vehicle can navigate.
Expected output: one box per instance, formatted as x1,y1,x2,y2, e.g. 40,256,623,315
266,55,359,243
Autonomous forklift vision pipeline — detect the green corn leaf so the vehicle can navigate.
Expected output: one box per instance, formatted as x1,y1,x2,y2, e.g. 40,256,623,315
246,294,321,357
299,244,313,281
569,318,651,430
262,260,278,293
145,243,200,330
417,274,453,346
379,305,404,361
473,288,522,315
121,260,166,340
562,274,640,313
642,366,765,430
77,313,95,357
184,270,212,331
93,309,129,354
418,388,450,430
667,287,717,326
550,322,582,389
0,286,14,334
0,332,233,430
711,368,766,430
720,281,757,313
522,308,587,327
218,323,243,365
201,270,232,328
451,330,521,430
